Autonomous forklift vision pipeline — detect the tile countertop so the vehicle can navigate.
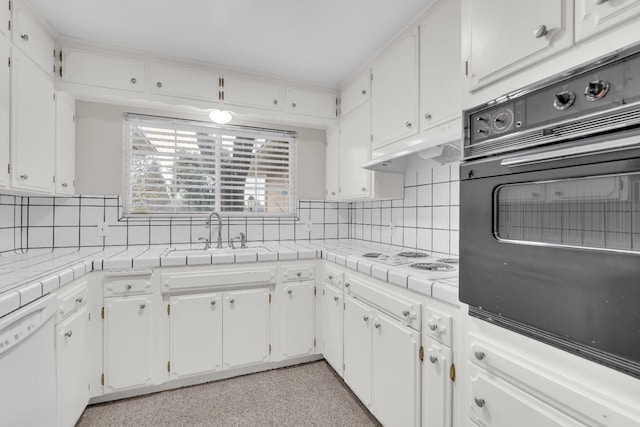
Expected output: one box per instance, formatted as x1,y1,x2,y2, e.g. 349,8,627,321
0,240,459,318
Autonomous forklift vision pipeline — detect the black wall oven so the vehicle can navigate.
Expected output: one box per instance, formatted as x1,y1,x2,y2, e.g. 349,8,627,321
460,45,640,378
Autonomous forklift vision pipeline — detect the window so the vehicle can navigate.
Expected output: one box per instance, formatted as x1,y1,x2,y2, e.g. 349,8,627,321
123,113,296,217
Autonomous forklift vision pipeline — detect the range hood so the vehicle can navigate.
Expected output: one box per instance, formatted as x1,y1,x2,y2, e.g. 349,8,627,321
360,117,462,173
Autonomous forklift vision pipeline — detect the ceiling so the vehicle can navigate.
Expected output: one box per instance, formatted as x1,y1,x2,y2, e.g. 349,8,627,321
28,0,431,88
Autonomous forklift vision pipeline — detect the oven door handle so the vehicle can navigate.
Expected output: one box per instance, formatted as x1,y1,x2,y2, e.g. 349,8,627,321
499,137,640,167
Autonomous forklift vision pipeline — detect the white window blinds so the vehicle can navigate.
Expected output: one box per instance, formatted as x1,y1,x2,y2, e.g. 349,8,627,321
123,113,297,217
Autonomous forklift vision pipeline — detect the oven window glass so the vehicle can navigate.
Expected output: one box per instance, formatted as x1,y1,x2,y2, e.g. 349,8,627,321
496,173,640,251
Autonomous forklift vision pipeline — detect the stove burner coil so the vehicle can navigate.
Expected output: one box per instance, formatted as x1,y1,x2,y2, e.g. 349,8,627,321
396,252,428,258
410,263,455,271
437,258,459,264
362,253,385,258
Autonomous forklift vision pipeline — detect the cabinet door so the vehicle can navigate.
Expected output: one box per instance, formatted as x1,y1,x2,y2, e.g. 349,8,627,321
286,87,337,118
340,70,371,118
55,92,75,195
104,295,154,393
468,364,582,427
11,1,54,76
223,288,270,369
150,63,218,101
0,38,9,188
11,49,55,193
322,283,343,376
169,293,222,380
338,102,371,200
325,127,340,201
423,337,453,427
56,306,90,427
420,0,461,131
343,295,373,407
372,312,421,427
224,76,284,110
278,282,315,359
465,0,573,91
62,49,145,92
576,0,640,42
371,29,419,148
0,0,8,37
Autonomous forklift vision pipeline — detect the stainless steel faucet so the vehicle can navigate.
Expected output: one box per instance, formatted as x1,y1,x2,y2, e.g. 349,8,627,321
205,212,223,249
229,232,247,249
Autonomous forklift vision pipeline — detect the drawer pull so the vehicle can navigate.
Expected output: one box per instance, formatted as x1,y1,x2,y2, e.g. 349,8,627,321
287,289,293,295
126,284,133,290
363,315,369,322
296,272,302,277
474,397,485,408
139,304,146,309
429,355,438,364
402,310,410,317
333,296,339,302
75,297,83,304
374,322,381,329
210,301,216,306
345,283,350,288
64,330,72,338
328,274,333,280
130,77,137,84
230,299,235,304
474,351,486,361
428,322,438,331
21,33,29,41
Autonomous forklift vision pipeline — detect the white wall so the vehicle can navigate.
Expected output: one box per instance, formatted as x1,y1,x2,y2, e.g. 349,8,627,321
75,101,326,200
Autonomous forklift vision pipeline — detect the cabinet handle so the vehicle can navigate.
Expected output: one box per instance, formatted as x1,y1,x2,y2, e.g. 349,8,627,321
593,0,608,4
75,297,83,304
19,174,28,181
61,182,68,188
20,33,29,41
156,81,163,88
211,300,216,306
474,351,486,361
126,284,132,290
361,187,367,192
428,322,438,331
287,289,293,295
273,99,278,105
402,310,410,317
328,275,333,280
363,315,369,322
405,121,412,128
333,296,339,302
291,102,297,108
374,322,381,329
296,271,302,277
429,355,438,364
130,77,137,84
230,299,235,304
474,397,485,408
424,113,432,121
345,283,350,288
533,24,548,39
361,89,367,95
139,304,146,309
64,330,72,338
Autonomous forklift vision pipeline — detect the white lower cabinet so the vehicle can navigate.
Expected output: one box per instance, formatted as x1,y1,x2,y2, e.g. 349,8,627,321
321,282,343,376
277,281,315,360
104,294,155,393
56,305,90,427
343,295,373,407
169,292,222,379
0,37,9,188
222,287,270,370
423,336,453,427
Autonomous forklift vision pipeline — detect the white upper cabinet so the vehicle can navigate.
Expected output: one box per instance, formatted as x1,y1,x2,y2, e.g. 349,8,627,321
61,48,145,92
223,75,284,110
149,63,218,101
11,49,55,193
575,0,640,42
11,0,54,76
338,102,371,200
55,92,75,195
371,29,419,149
325,127,340,201
0,0,8,37
0,38,9,188
285,87,337,118
340,70,371,118
420,0,461,132
464,0,574,91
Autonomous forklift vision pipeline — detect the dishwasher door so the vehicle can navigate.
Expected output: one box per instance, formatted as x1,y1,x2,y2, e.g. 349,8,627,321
0,294,57,426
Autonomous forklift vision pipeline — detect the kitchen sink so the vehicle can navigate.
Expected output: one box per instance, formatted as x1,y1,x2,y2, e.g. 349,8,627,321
162,245,272,257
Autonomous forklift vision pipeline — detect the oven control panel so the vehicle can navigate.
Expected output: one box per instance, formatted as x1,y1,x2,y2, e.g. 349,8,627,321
470,102,524,142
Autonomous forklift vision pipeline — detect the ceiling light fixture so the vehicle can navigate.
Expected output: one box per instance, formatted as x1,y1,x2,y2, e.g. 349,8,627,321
209,109,233,124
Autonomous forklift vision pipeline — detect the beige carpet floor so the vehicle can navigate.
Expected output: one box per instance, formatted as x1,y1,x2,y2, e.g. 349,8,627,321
76,361,381,427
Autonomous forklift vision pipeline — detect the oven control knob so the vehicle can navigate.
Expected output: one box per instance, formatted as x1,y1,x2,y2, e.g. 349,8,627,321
553,90,576,110
585,79,609,101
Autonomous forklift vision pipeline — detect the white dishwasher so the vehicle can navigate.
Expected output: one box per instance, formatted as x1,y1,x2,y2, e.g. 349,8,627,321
0,293,57,426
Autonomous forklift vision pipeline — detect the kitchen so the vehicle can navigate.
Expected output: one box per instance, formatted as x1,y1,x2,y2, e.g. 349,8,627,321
1,0,640,426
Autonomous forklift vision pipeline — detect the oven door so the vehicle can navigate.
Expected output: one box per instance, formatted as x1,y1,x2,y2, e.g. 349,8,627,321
460,131,640,378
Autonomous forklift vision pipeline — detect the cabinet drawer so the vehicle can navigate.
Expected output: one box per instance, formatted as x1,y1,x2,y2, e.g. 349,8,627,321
162,267,276,291
56,279,89,323
62,49,145,92
345,274,421,330
324,265,343,288
279,264,315,282
424,306,453,347
103,270,153,296
12,2,55,76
